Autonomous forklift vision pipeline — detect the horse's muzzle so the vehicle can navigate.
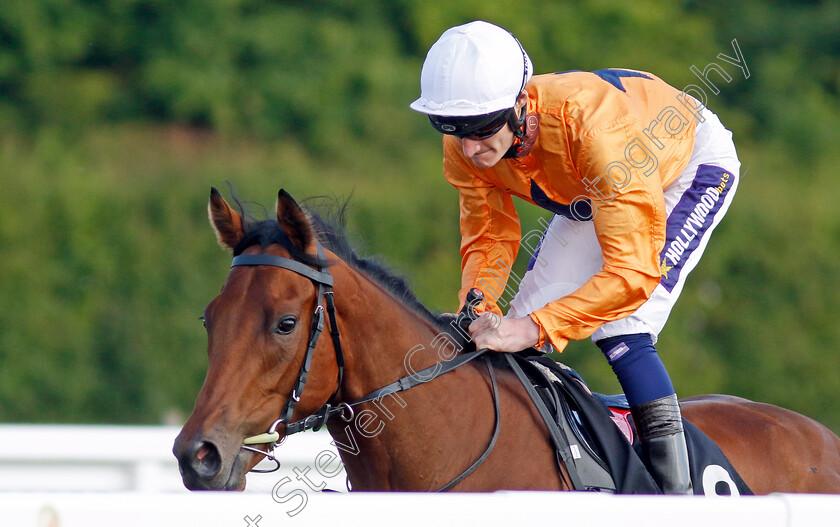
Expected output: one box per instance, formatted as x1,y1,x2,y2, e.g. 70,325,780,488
173,435,245,490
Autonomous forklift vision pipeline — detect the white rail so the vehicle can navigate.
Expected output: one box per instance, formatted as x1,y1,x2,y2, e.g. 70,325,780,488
0,425,344,493
2,490,840,526
2,425,840,526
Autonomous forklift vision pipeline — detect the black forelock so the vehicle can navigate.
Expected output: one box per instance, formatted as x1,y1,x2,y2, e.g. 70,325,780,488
233,220,322,268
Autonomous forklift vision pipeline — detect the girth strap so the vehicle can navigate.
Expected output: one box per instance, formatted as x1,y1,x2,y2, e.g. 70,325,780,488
503,353,586,491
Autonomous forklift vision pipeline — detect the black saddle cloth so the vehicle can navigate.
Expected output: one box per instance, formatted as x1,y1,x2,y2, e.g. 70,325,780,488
513,354,753,495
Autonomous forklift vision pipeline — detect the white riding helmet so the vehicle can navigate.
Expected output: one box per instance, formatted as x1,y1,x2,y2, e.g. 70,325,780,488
410,20,533,118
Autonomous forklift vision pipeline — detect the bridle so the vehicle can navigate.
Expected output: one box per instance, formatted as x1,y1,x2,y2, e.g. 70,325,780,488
233,243,344,469
231,242,501,490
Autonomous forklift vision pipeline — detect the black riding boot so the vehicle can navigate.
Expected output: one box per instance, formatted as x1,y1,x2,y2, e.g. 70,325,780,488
631,394,693,495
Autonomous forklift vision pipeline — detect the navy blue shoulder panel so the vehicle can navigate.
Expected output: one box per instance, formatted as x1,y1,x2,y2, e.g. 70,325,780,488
530,180,592,221
554,69,652,92
591,69,652,92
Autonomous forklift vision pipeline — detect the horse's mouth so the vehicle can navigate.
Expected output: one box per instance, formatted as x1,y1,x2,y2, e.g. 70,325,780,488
175,438,251,491
180,455,249,491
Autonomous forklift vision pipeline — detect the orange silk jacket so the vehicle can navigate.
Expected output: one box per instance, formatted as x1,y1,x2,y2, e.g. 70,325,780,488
442,69,699,351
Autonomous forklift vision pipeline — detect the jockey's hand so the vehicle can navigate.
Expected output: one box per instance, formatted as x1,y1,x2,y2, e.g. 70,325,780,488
469,313,539,353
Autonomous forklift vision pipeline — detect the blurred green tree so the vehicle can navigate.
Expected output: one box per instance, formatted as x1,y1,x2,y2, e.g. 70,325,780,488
0,0,838,431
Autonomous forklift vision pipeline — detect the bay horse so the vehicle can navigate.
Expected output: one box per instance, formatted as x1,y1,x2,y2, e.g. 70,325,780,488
174,188,840,493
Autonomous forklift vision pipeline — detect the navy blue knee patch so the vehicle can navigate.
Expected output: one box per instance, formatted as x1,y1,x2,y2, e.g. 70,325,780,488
596,333,675,407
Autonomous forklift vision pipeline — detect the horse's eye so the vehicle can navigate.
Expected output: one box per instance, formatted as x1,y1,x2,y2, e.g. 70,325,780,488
199,316,207,328
276,316,298,335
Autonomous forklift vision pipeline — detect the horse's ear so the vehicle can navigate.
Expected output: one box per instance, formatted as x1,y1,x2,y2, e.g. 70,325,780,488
276,189,313,251
208,187,245,249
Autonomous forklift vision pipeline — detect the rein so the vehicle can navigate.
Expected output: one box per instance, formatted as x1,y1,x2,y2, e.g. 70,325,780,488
232,243,501,490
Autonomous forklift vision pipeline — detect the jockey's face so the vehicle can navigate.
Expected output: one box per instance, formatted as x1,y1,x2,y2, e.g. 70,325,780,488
458,93,527,169
459,123,515,168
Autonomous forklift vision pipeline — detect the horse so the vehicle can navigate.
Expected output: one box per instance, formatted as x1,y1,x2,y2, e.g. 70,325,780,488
174,188,840,493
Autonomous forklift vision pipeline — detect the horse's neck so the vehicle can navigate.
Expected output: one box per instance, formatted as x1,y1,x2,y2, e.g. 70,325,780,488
331,264,452,400
328,264,486,490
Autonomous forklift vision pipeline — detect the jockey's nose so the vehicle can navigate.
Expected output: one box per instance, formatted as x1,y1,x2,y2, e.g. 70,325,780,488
460,137,483,156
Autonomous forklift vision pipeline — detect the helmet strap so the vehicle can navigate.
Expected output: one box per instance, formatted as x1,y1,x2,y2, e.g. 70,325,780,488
509,104,527,139
503,111,540,159
502,104,529,158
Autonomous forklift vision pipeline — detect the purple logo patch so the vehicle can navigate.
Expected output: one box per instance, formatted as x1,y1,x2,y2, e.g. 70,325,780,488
659,164,733,292
607,342,631,363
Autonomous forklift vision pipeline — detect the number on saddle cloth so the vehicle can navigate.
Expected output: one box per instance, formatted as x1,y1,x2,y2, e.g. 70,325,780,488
540,360,754,496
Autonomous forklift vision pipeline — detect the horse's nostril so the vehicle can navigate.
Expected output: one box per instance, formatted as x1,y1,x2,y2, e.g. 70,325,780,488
192,440,222,479
197,443,212,461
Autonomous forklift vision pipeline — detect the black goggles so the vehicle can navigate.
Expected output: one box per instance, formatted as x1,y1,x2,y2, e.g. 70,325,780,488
428,107,514,139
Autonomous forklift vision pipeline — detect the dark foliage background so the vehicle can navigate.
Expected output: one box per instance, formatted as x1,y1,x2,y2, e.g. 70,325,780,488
1,0,839,430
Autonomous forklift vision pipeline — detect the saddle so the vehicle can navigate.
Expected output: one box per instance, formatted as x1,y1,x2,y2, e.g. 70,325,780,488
442,290,751,495
500,352,644,493
506,352,753,495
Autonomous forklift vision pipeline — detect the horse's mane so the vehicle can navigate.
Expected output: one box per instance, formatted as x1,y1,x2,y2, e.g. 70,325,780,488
231,195,440,324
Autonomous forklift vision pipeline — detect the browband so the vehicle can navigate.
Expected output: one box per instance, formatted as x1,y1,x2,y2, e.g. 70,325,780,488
231,253,334,286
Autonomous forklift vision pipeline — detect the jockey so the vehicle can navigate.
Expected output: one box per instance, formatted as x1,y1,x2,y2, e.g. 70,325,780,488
411,20,740,495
